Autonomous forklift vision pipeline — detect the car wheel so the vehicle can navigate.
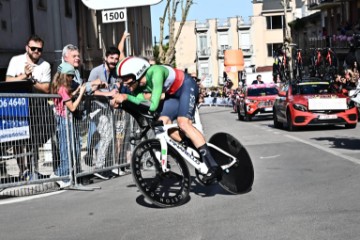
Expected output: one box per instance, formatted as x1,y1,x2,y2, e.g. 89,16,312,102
244,106,252,121
345,123,357,129
244,104,252,122
237,105,244,121
273,108,282,129
287,110,296,131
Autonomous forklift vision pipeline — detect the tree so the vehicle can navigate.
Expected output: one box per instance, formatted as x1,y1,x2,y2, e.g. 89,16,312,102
157,0,194,65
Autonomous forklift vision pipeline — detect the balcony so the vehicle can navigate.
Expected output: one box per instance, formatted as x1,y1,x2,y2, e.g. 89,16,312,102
308,0,341,10
217,45,231,58
237,17,251,30
197,48,210,59
241,45,253,57
306,35,355,55
195,21,209,32
216,19,230,31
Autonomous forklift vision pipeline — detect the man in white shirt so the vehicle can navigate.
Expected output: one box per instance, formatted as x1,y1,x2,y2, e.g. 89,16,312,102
6,35,51,93
5,35,51,179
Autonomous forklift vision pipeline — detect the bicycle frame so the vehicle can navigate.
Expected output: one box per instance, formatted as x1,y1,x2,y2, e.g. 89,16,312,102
153,123,238,175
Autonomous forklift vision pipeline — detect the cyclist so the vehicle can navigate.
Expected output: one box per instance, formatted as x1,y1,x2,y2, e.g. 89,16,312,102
111,56,222,182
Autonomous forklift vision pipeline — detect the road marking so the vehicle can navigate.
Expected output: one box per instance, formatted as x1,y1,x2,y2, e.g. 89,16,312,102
247,123,360,165
260,155,281,159
285,134,360,165
0,190,65,205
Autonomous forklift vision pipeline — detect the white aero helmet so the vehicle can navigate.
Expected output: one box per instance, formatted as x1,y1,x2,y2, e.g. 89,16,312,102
116,56,150,81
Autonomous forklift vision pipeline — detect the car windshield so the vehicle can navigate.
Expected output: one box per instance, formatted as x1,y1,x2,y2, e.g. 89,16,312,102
293,83,336,95
247,87,278,96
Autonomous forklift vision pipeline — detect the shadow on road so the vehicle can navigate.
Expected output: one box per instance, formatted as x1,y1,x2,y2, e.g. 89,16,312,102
131,175,252,208
190,176,232,197
312,136,360,150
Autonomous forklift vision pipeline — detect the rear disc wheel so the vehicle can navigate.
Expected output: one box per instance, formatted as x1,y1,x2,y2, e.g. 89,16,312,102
209,133,254,194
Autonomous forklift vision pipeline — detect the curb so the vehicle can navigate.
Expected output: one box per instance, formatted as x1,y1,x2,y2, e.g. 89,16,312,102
0,182,59,198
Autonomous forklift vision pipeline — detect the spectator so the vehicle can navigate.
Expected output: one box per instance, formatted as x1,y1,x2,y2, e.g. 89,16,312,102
210,88,219,106
345,45,357,70
88,47,120,97
86,32,129,95
85,32,130,178
6,34,51,93
5,34,51,180
62,44,83,92
85,47,121,179
50,62,86,189
252,74,264,85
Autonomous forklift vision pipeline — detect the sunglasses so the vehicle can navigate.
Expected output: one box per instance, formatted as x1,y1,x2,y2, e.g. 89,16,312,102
28,46,43,52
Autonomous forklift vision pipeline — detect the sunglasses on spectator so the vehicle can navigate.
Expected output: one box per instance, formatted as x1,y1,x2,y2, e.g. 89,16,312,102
28,46,43,52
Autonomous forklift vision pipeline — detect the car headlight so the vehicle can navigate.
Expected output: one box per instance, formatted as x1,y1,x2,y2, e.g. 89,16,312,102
293,103,307,112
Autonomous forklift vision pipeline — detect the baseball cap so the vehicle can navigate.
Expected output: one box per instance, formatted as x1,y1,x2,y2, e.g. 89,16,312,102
57,62,75,75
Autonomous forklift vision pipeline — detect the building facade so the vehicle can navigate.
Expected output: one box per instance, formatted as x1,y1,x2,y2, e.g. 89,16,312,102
174,17,252,88
174,0,318,88
0,0,153,80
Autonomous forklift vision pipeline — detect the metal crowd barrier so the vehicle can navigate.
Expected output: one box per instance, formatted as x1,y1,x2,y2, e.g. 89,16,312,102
71,96,134,187
0,93,138,194
200,97,233,107
0,93,67,191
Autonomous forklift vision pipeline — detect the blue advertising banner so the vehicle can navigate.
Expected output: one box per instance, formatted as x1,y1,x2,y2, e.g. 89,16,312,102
0,97,30,143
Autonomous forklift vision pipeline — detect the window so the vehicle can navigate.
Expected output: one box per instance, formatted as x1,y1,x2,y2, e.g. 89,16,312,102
37,0,47,11
266,15,283,30
219,34,229,50
267,43,283,57
1,20,7,31
199,35,207,51
240,33,251,50
65,0,72,18
199,62,209,77
247,88,278,97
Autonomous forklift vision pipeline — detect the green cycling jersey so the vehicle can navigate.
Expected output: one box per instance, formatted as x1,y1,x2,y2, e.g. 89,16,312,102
126,64,183,111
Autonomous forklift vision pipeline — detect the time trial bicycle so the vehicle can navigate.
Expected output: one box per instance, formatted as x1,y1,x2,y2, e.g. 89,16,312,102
120,101,254,208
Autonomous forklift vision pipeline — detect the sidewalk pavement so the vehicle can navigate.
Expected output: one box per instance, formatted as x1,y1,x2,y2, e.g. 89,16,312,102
0,182,59,198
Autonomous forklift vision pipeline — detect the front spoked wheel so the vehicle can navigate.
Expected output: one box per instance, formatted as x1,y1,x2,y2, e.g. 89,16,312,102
209,132,254,194
131,139,191,208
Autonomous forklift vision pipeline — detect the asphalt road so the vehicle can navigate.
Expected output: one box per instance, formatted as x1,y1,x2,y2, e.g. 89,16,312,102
1,106,360,240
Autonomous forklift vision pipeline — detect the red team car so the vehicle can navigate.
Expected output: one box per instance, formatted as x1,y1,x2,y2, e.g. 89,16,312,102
273,78,358,131
236,83,279,121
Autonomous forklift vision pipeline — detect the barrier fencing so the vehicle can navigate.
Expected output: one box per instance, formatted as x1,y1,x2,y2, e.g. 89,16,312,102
200,97,233,107
0,93,141,194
